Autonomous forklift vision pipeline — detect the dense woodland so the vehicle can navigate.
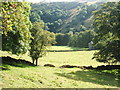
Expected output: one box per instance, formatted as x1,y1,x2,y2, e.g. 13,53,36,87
30,2,101,47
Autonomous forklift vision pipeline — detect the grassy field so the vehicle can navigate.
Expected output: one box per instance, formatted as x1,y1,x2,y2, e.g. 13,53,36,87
48,46,88,50
1,46,119,88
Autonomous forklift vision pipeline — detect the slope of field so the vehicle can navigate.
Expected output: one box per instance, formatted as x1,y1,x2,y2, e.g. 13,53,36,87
2,66,119,88
1,46,119,88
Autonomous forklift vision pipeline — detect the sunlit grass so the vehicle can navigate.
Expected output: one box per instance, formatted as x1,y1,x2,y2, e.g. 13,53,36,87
1,47,101,67
1,46,119,88
1,67,119,88
40,51,103,67
48,46,88,50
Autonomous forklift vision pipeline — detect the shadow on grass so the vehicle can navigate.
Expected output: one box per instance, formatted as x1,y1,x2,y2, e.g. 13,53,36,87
1,56,35,70
55,70,119,87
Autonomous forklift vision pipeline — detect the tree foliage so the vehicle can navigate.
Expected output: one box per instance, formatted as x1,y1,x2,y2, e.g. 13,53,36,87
30,2,100,33
55,30,95,48
68,30,95,48
55,33,70,46
29,22,56,66
1,2,32,55
93,2,120,64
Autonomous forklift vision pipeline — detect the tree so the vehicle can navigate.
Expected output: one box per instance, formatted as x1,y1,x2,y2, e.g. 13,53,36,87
55,33,70,46
30,12,41,23
68,30,95,48
93,2,120,64
30,8,43,23
29,22,56,66
1,2,32,55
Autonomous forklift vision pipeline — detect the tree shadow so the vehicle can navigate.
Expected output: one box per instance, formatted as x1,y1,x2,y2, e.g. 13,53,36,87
1,56,35,70
55,70,119,87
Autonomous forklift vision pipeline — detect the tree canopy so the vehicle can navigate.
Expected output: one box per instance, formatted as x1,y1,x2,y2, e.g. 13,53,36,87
30,2,100,33
29,21,56,66
1,2,32,55
93,2,120,64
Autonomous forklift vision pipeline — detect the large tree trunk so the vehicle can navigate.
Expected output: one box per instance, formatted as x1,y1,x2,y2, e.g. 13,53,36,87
33,59,35,64
36,59,38,66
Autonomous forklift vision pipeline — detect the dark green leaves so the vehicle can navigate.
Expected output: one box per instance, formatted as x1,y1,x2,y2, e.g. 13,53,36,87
29,22,56,65
1,2,32,55
93,2,120,64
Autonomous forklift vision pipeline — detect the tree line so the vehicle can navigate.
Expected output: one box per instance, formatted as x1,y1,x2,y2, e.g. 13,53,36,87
55,30,95,48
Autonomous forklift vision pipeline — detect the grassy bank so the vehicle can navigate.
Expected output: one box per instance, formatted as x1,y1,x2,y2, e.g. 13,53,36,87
1,46,119,88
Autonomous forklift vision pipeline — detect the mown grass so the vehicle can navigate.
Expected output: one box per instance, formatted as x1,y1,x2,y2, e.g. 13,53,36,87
48,46,89,50
40,51,103,67
1,46,119,88
1,49,101,67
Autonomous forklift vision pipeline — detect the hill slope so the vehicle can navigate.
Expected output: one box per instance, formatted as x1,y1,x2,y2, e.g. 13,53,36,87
30,2,102,33
30,0,119,33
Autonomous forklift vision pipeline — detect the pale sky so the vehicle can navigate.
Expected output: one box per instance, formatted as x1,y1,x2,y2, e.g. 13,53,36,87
26,0,76,3
25,0,120,3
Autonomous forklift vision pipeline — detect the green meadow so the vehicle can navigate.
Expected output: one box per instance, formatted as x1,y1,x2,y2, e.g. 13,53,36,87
1,46,119,88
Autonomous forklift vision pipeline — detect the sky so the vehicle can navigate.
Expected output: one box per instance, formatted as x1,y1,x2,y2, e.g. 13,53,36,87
25,0,120,3
26,0,76,3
